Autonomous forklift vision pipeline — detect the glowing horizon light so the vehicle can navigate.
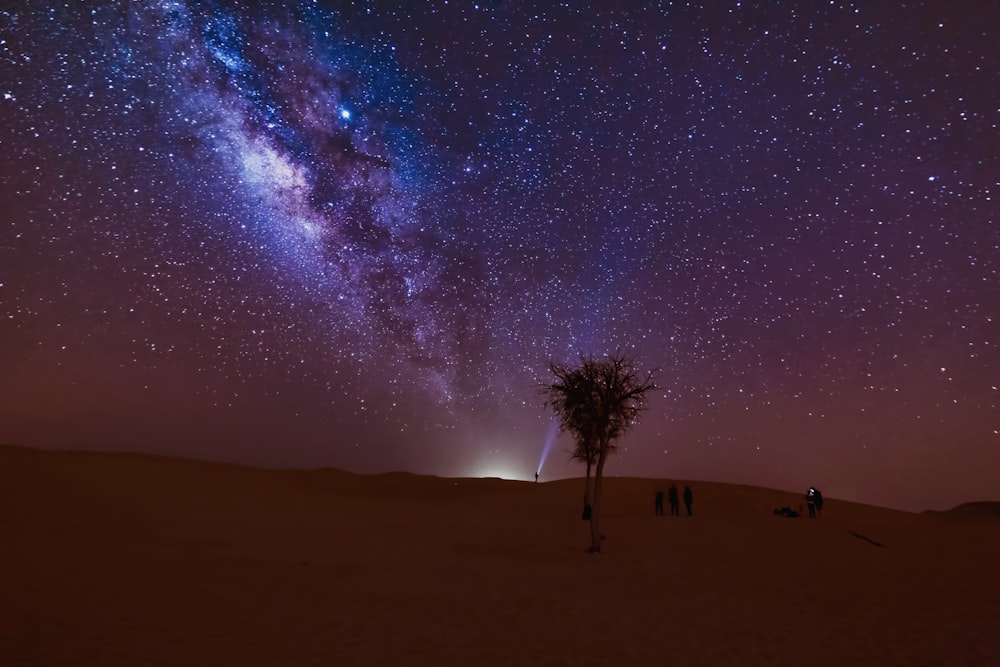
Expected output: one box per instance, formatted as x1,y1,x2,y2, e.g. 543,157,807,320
472,464,529,481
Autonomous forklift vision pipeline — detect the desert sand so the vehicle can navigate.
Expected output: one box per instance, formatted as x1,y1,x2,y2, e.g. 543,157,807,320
2,444,997,666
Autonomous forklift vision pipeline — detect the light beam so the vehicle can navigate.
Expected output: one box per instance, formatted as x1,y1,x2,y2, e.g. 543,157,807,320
536,418,560,479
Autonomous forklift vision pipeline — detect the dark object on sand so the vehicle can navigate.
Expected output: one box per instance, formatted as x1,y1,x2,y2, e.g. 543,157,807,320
774,507,799,518
850,531,885,547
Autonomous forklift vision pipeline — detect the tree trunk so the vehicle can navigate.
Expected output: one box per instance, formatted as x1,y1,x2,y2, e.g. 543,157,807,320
582,459,593,519
588,440,609,552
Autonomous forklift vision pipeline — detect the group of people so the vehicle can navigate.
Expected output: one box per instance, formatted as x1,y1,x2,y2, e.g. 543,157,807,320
655,483,693,516
654,483,825,519
777,486,825,518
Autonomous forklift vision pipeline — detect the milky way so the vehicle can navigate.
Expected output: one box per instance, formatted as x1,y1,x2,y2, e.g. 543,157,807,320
2,2,998,510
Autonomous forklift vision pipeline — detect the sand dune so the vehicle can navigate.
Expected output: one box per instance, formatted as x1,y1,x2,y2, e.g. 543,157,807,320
924,501,1000,520
2,444,997,666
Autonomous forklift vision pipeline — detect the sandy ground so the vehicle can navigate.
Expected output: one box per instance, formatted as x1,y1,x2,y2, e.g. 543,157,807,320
2,444,998,666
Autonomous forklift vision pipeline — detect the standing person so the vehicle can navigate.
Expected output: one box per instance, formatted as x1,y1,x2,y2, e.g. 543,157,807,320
668,483,680,516
535,471,539,483
654,490,664,516
814,488,824,517
806,486,817,518
683,484,693,516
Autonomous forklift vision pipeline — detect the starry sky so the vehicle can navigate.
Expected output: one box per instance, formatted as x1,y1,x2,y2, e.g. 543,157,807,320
2,1,998,512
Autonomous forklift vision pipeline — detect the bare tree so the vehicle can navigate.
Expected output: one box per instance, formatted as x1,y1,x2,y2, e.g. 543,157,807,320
543,352,656,552
569,433,597,520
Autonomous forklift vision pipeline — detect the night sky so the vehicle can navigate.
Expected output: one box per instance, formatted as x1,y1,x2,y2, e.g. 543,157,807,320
2,2,998,512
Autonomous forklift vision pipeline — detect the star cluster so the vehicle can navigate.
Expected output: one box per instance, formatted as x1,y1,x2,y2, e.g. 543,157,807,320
1,2,997,510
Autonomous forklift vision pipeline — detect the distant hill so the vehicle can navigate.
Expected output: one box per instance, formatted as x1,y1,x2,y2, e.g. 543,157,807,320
2,443,987,517
925,501,1000,519
0,443,912,519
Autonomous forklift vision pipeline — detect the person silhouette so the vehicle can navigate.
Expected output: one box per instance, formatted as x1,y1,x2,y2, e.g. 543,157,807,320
814,488,824,517
806,486,817,519
668,483,680,516
534,471,539,483
655,490,664,515
683,484,693,516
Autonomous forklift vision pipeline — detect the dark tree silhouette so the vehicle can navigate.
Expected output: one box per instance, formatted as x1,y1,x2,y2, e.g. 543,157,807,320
542,360,599,518
543,352,656,552
569,433,597,520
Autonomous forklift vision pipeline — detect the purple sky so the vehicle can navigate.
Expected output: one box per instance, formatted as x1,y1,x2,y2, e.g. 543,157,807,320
2,2,998,512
